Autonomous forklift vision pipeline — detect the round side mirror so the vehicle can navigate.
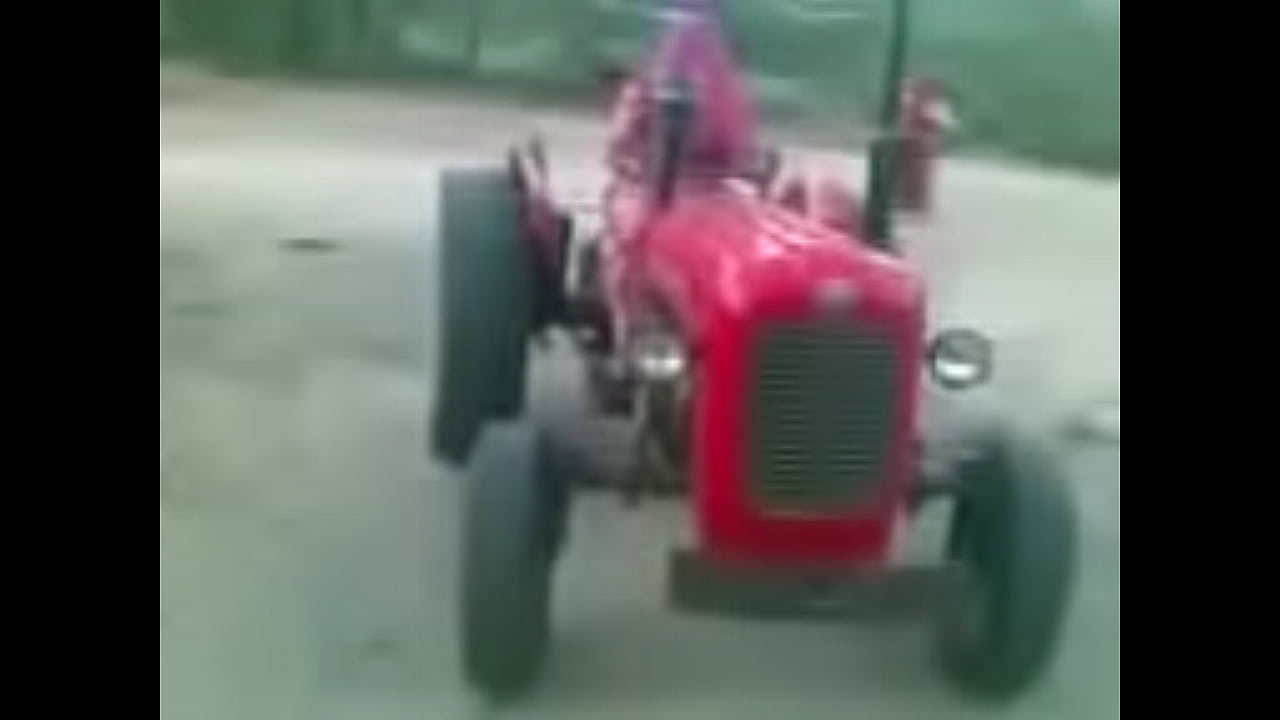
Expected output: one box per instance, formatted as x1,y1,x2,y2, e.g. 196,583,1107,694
927,328,994,390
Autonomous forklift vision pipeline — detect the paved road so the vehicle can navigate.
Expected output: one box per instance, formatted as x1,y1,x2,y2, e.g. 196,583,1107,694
160,74,1119,720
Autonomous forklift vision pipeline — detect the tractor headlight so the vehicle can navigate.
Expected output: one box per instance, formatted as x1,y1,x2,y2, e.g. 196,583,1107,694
927,328,993,390
632,332,687,383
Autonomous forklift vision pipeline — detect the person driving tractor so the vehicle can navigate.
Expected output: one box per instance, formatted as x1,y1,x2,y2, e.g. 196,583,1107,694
606,0,759,180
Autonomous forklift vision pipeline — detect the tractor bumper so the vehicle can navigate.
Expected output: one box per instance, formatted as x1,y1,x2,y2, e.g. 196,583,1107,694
667,549,947,621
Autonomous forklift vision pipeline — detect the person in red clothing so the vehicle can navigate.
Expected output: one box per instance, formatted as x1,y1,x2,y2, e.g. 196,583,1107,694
605,0,759,181
897,76,956,214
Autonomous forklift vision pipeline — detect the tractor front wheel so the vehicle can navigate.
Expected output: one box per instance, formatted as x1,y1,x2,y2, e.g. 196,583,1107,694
935,427,1078,700
461,420,567,701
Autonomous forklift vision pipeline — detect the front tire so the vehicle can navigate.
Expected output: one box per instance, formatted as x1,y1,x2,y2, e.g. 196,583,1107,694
935,428,1078,700
461,420,566,701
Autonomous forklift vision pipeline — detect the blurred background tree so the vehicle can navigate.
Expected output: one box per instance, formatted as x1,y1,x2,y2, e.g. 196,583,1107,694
161,0,1119,172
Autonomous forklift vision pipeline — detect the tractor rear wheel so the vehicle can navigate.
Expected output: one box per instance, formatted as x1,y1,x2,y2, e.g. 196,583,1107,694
461,420,566,701
430,168,534,465
935,428,1078,700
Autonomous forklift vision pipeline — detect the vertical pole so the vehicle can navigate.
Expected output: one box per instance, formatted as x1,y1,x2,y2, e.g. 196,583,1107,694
464,0,485,75
654,81,694,209
863,0,910,251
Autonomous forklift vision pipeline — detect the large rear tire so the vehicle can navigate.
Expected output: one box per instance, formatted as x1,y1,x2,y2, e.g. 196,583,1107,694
461,420,567,701
935,428,1078,700
430,168,534,465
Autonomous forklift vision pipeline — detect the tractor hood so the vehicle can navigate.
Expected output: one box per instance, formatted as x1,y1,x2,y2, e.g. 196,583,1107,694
640,185,923,343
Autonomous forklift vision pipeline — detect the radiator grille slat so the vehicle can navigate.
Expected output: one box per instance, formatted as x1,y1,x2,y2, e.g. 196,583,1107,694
748,322,897,512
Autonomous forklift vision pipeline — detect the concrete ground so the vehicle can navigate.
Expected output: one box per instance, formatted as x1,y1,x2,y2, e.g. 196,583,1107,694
160,70,1119,720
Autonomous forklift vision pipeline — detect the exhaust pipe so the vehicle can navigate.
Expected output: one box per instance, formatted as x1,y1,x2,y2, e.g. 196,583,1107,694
862,0,912,252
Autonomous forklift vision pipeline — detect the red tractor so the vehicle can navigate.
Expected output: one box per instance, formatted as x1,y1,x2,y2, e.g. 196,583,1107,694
430,0,1076,705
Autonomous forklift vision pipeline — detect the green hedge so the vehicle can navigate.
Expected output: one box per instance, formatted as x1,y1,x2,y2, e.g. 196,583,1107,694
163,0,1119,172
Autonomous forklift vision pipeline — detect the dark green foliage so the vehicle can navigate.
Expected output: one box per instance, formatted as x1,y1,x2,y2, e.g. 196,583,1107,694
163,0,1119,172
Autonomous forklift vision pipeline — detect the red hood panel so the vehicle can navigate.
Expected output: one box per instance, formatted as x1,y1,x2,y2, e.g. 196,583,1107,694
642,186,921,339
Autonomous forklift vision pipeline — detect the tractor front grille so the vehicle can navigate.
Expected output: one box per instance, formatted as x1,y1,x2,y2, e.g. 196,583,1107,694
748,321,898,513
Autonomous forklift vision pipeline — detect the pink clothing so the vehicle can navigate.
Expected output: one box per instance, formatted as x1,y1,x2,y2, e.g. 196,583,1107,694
607,1,758,176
